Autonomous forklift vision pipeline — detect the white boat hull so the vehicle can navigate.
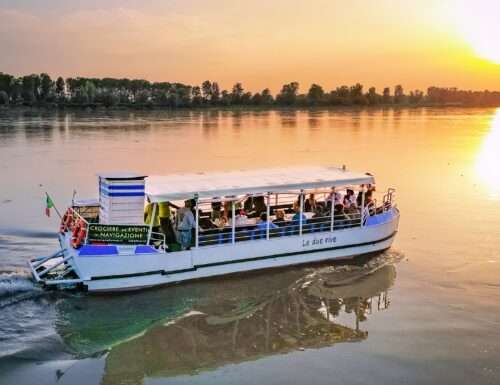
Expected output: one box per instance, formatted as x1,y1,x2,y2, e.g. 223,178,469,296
53,208,399,292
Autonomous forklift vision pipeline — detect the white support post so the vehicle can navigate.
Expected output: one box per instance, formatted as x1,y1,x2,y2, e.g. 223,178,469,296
266,192,271,240
360,189,365,228
330,196,334,232
195,198,199,248
147,202,157,244
299,190,304,236
232,200,236,244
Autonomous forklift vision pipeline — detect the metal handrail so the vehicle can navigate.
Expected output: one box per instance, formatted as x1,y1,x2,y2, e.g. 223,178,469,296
381,188,396,212
150,231,167,251
67,207,90,244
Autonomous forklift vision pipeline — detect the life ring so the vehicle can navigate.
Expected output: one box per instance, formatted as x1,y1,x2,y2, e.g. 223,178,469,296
60,209,73,234
71,220,87,248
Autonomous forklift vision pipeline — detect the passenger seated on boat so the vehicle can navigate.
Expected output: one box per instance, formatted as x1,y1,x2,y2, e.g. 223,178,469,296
334,203,350,229
256,213,279,230
312,205,325,219
272,210,287,227
291,206,307,226
345,202,360,225
214,211,229,229
199,217,217,230
224,197,242,218
144,197,160,234
304,193,316,212
211,198,222,221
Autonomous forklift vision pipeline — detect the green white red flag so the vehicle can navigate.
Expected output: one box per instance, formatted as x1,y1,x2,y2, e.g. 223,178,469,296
45,194,54,217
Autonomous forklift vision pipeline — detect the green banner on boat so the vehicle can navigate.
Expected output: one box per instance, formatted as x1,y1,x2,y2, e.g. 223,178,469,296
87,224,149,244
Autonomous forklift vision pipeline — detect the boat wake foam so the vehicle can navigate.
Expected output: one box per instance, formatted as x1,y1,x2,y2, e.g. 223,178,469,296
0,272,44,308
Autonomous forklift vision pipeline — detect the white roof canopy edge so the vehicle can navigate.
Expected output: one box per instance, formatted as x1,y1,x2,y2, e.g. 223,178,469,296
145,166,375,202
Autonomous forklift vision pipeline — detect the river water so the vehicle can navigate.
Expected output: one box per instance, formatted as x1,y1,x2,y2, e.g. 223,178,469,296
0,108,499,385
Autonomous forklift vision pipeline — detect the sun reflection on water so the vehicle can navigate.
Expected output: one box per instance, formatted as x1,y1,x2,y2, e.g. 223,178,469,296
476,109,500,199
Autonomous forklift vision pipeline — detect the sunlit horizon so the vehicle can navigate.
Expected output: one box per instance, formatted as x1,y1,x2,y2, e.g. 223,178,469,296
476,108,500,199
1,0,500,93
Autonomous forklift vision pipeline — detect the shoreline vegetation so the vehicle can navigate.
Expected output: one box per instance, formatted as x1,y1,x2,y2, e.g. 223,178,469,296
1,72,500,110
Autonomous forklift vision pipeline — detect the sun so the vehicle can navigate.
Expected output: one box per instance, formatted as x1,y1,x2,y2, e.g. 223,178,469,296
454,0,500,64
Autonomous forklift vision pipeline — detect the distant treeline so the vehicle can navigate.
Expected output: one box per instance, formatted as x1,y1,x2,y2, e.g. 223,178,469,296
1,72,500,109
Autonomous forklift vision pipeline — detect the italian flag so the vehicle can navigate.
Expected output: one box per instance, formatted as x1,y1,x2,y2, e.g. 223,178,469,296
45,195,54,217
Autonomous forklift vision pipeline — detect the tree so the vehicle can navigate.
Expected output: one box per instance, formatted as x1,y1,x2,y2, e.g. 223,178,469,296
350,83,367,105
40,73,53,99
394,85,404,104
210,82,220,105
230,83,244,104
85,81,96,103
277,82,299,105
166,92,181,107
220,90,231,106
20,75,36,104
367,87,381,105
72,87,89,103
191,86,203,106
201,81,212,103
307,84,324,105
0,72,14,97
56,77,65,97
0,91,8,104
241,91,252,105
260,88,274,105
96,90,120,107
135,89,151,104
251,92,262,105
382,87,391,104
33,74,41,99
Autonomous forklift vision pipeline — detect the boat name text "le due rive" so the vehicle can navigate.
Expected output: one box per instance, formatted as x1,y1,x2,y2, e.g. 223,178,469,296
302,235,337,247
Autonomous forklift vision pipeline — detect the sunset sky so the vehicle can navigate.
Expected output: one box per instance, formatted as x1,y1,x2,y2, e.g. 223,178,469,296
1,0,499,93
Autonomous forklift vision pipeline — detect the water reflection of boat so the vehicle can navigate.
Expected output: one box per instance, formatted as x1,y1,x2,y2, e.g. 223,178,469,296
53,256,397,384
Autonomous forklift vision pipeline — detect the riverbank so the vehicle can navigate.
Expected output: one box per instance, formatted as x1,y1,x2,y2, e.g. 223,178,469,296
0,102,498,114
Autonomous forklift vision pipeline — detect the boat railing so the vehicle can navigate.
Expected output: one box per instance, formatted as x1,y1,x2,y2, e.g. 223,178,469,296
150,231,167,251
63,207,90,244
198,213,363,247
382,188,396,212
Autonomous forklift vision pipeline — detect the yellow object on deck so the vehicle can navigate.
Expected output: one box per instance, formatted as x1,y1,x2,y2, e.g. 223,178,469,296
144,203,160,227
158,201,171,218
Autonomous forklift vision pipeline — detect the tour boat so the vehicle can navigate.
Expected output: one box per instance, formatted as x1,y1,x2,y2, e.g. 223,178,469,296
28,166,399,293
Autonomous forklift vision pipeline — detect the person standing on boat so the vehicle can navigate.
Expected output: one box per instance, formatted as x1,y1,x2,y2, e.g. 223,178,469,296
144,197,160,234
251,196,267,218
158,201,179,244
326,187,343,210
175,200,197,250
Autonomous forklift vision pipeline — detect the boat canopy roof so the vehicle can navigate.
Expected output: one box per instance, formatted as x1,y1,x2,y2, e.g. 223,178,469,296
96,172,147,180
146,166,374,202
73,199,99,207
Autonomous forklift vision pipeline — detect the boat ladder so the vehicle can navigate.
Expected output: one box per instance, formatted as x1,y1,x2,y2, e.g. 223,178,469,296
28,249,83,287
